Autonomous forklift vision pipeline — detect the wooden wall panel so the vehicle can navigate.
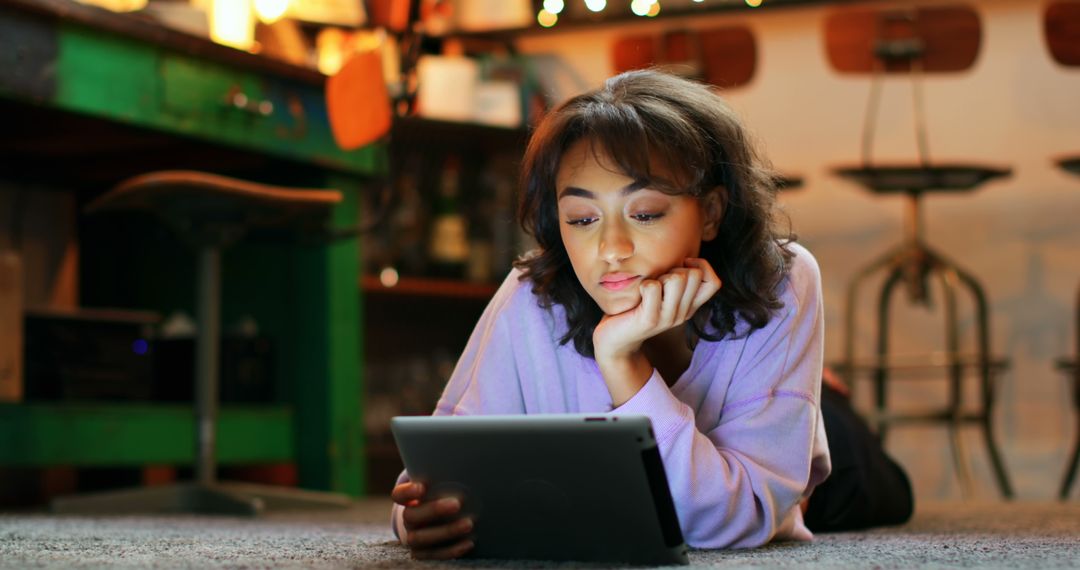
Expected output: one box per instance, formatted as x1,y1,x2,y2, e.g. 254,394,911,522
612,26,756,89
825,6,981,74
1045,0,1080,66
699,27,756,88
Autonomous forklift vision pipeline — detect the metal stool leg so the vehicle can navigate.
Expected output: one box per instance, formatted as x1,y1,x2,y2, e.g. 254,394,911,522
1062,287,1080,500
843,246,905,394
954,263,1013,499
939,267,974,498
1062,413,1080,499
843,204,1013,499
874,266,905,441
196,245,222,489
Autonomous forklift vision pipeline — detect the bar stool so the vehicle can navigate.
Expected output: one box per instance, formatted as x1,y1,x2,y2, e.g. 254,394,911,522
835,165,1013,500
1056,155,1080,500
826,6,1013,498
52,171,352,515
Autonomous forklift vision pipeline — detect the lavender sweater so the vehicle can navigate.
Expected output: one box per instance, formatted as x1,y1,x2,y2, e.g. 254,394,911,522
392,243,831,549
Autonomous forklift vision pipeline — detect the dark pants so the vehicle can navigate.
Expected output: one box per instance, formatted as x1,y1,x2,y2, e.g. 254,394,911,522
803,385,914,532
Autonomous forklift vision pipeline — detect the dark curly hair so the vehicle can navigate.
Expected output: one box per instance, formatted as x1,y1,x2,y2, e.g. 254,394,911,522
514,69,795,358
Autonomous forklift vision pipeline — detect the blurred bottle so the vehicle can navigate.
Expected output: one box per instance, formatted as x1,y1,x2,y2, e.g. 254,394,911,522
419,0,453,36
359,190,394,278
466,168,497,283
391,156,428,277
427,155,469,279
489,170,516,279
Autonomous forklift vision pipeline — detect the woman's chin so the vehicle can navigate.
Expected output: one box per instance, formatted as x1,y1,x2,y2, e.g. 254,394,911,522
598,295,641,316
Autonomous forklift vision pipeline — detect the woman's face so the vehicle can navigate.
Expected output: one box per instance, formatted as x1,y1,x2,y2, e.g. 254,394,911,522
555,139,716,316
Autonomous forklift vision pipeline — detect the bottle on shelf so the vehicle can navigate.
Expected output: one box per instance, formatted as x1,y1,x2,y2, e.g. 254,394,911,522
465,166,496,284
361,152,429,286
391,157,428,278
427,154,469,279
489,170,517,280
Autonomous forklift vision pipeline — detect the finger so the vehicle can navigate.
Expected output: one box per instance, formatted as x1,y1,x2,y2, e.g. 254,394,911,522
638,279,662,329
665,268,699,320
412,537,475,561
391,482,425,507
676,267,703,322
407,516,474,549
659,273,685,327
683,257,719,285
684,258,721,308
402,497,461,531
691,279,719,312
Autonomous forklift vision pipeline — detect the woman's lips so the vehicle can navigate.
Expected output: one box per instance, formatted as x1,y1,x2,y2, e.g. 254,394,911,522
599,274,640,291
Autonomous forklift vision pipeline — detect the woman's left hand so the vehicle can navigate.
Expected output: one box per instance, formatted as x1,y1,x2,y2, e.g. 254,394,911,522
592,257,721,404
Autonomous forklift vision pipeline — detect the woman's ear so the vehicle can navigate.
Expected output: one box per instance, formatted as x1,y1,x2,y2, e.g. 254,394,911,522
700,186,726,242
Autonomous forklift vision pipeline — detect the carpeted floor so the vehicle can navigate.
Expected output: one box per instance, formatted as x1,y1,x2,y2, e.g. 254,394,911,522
1,499,1077,569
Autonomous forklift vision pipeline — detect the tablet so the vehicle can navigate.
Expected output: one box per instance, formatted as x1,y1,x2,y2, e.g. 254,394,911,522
390,414,689,565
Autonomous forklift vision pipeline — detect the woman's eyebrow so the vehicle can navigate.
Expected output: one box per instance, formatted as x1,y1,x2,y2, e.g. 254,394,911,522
557,180,648,200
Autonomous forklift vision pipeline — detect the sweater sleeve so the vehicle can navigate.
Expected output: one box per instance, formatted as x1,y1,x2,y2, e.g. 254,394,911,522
432,272,530,417
614,248,827,549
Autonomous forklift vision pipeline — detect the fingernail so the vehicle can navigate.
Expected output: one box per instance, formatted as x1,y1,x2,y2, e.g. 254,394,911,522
458,518,473,532
439,497,460,511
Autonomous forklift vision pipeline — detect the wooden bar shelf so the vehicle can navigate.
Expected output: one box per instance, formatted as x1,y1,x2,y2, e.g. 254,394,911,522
361,275,498,300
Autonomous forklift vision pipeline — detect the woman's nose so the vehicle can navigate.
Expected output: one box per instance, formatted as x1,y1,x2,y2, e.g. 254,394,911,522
599,222,634,263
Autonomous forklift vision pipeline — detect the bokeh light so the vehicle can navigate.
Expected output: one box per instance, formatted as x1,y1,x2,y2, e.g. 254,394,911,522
543,0,564,14
584,0,607,13
254,0,290,24
379,266,400,288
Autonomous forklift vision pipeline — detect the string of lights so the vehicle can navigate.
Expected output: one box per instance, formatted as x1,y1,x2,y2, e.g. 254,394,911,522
537,0,767,28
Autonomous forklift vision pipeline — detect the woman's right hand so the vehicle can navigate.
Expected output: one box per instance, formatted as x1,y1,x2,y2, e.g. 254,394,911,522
391,481,475,560
592,258,721,405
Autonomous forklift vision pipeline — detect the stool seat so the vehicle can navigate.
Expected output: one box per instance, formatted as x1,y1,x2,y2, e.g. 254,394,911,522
833,163,1012,194
1056,155,1080,177
85,171,341,245
776,174,804,191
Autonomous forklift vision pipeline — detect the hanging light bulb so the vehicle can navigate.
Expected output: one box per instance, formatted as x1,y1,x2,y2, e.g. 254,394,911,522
647,1,660,16
209,0,255,50
630,0,652,16
745,0,763,6
253,0,289,24
543,0,564,14
584,0,606,13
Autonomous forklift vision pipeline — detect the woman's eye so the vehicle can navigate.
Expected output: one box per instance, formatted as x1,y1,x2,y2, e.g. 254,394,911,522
631,212,665,223
567,217,598,226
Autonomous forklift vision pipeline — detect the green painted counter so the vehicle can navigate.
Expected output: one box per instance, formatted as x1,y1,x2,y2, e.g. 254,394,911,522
0,0,373,496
